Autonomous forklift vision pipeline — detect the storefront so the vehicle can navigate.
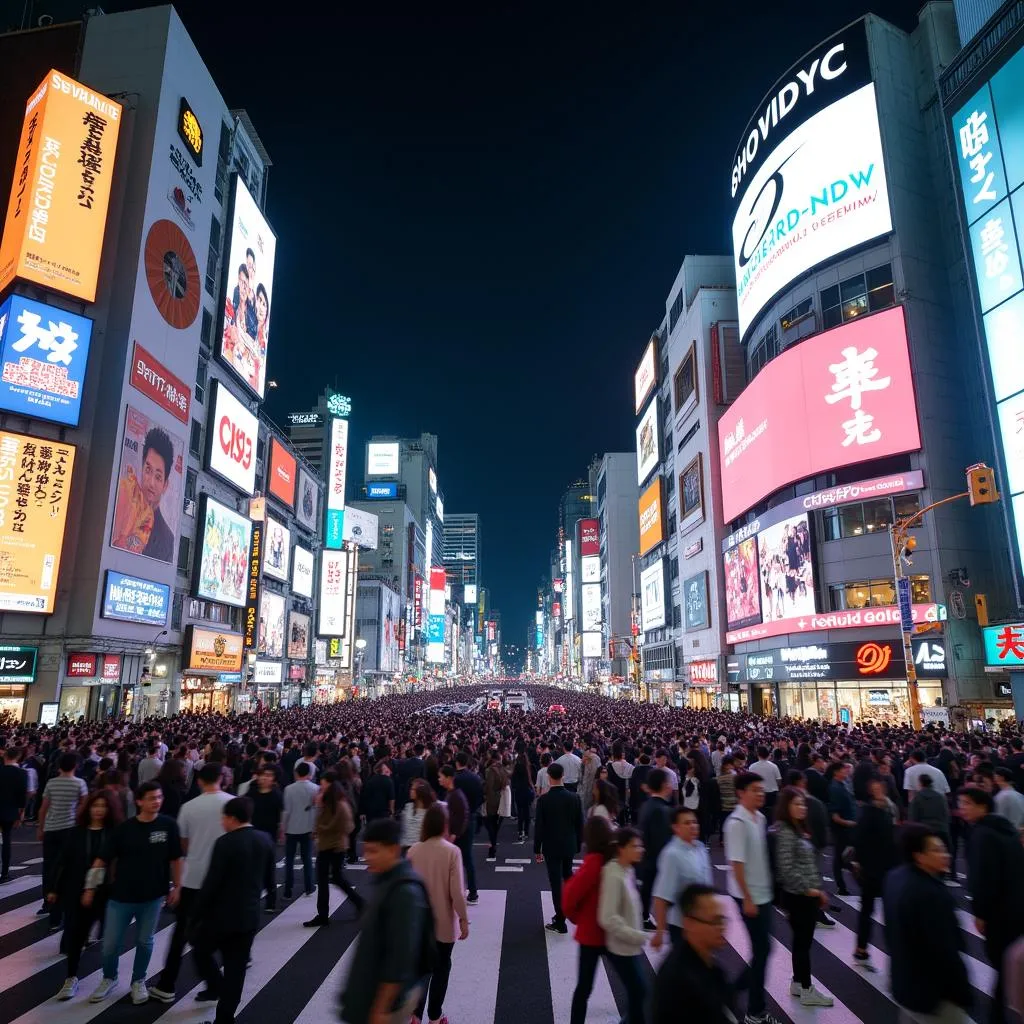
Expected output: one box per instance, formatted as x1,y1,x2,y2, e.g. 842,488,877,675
960,680,1015,725
60,652,125,720
181,627,244,713
254,660,283,708
685,658,720,710
179,675,235,713
0,646,39,722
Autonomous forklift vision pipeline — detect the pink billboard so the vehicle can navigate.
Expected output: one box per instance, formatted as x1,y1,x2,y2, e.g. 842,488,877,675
579,519,600,557
718,307,921,523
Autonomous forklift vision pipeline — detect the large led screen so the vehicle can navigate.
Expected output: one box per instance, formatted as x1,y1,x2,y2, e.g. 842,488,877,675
724,536,761,630
367,441,400,475
267,437,296,509
634,338,657,413
757,511,816,623
638,478,665,556
325,418,348,548
581,583,602,631
292,544,314,598
635,398,659,485
640,559,667,631
258,590,285,658
207,381,258,495
194,495,251,608
717,306,920,522
288,610,310,659
318,549,348,636
219,176,277,399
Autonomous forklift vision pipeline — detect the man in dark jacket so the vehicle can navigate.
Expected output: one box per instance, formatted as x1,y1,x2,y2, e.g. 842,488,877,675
439,765,476,904
804,753,829,806
960,786,1024,1024
191,796,272,1024
883,824,972,1020
638,767,674,928
533,762,582,933
0,745,27,882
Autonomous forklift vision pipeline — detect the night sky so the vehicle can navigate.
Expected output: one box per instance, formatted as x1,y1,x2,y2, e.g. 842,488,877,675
113,1,922,645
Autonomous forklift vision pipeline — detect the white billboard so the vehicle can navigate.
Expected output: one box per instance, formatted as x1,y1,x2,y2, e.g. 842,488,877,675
640,559,667,631
581,555,601,583
564,539,574,621
317,549,348,636
582,632,603,658
292,544,314,598
464,584,478,605
263,515,290,582
367,441,400,476
635,398,659,485
634,338,657,414
428,466,437,493
342,506,379,549
207,381,257,495
435,495,444,523
581,583,602,631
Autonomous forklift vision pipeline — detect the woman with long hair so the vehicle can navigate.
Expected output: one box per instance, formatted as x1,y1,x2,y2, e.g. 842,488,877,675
304,770,364,927
773,786,833,1008
589,780,619,822
408,803,469,1024
483,750,510,862
401,779,436,853
154,758,187,818
511,742,535,844
49,790,123,1000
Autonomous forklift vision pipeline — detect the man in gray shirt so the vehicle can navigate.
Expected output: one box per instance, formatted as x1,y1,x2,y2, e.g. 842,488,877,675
136,741,163,786
994,768,1024,830
38,752,87,924
282,762,318,898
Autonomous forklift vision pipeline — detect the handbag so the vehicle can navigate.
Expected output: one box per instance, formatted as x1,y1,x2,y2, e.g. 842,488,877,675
498,784,512,818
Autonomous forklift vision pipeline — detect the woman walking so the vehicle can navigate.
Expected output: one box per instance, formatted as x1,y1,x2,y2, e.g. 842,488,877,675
511,743,535,843
483,752,510,862
401,779,436,854
851,774,898,972
408,803,469,1024
49,790,122,1000
562,816,616,1024
773,786,834,1007
303,771,365,927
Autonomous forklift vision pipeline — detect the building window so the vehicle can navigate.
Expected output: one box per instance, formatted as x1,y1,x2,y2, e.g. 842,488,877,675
667,513,677,537
189,419,202,458
821,263,894,329
672,603,682,628
747,324,779,381
176,536,191,577
780,297,814,331
670,557,680,581
827,575,931,611
674,342,698,416
195,356,208,405
171,592,184,631
205,215,221,297
669,289,685,332
200,307,214,351
185,468,197,502
818,493,920,541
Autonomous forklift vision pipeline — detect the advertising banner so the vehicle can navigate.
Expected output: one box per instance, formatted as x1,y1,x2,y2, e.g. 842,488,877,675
242,522,262,650
101,570,170,626
718,307,921,522
366,481,397,499
640,559,667,631
724,536,761,630
263,515,290,582
0,295,93,426
581,583,602,631
258,590,285,658
367,442,400,475
267,437,296,509
194,495,251,609
757,512,816,623
219,176,276,398
689,659,719,686
0,645,37,683
581,555,600,583
380,586,401,672
318,549,348,636
679,453,704,534
983,622,1024,668
129,341,190,424
582,633,603,658
635,398,659,485
66,653,97,677
292,544,314,599
253,660,282,684
206,381,257,495
579,519,600,557
325,418,348,548
111,405,183,564
342,506,379,549
288,610,310,659
0,429,76,613
684,571,710,631
185,626,244,673
0,70,123,302
637,478,665,556
634,337,657,413
295,468,318,531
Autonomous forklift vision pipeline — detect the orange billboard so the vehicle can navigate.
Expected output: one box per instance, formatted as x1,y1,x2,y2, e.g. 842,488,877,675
638,477,665,557
185,626,244,673
0,70,123,302
0,429,77,613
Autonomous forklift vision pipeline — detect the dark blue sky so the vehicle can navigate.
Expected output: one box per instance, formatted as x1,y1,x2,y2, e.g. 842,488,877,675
121,1,922,644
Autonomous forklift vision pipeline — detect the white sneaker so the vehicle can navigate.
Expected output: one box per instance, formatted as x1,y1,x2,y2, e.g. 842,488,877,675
131,981,149,1005
800,985,834,1007
56,977,78,1000
89,978,117,1003
789,980,802,996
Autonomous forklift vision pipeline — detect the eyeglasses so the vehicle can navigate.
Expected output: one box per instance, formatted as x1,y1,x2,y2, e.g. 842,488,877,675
684,915,727,928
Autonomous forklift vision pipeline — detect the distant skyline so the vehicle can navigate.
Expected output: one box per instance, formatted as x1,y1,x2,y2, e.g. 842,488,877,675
104,1,923,644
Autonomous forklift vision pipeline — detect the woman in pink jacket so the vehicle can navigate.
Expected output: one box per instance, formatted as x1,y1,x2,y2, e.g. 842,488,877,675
408,803,470,1024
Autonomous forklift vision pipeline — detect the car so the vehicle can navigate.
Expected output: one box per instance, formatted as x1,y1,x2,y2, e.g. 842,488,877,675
548,704,566,715
486,698,502,711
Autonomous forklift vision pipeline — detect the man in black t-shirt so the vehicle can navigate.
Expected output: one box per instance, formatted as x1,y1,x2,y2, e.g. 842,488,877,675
86,781,182,1006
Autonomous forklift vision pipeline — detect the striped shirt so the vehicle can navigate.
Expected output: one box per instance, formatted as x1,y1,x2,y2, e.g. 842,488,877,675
42,775,87,832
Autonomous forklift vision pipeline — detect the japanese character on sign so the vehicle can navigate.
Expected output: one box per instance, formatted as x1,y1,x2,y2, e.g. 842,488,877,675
996,624,1024,661
979,216,1011,279
824,346,892,448
11,308,79,365
959,110,998,207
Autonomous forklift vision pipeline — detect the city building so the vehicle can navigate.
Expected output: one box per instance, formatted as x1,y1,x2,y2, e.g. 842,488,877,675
558,480,595,680
283,389,352,472
443,513,480,591
353,578,403,691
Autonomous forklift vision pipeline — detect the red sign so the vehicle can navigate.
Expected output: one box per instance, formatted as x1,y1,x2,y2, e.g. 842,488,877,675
130,342,190,424
689,659,718,686
717,307,921,523
102,655,121,680
855,642,893,676
725,602,945,645
268,437,296,508
289,663,304,680
66,653,97,677
553,602,561,618
430,568,446,593
579,519,600,557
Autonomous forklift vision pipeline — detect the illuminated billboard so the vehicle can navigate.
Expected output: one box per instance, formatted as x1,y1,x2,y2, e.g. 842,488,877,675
194,495,251,609
207,381,258,496
581,555,600,583
579,519,600,557
582,633,603,658
730,24,892,337
635,398,659,485
464,583,478,605
296,468,319,531
318,549,348,636
640,559,667,631
718,307,921,522
634,337,657,413
325,418,348,548
267,437,296,509
101,571,169,626
0,295,93,426
292,544,314,599
185,626,243,673
581,583,602,631
757,511,817,623
258,590,285,658
367,442,400,476
724,536,761,630
219,176,277,398
342,506,378,549
637,478,665,556
0,70,123,302
0,431,75,613
263,515,290,582
288,611,310,659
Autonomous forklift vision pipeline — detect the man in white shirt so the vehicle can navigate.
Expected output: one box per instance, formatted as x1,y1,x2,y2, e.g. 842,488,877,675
555,740,582,793
748,746,782,813
535,755,552,797
724,773,779,1024
651,807,713,951
903,750,950,796
149,763,231,1003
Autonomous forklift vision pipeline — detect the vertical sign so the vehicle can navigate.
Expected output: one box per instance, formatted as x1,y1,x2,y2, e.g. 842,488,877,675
243,522,263,650
325,416,348,549
896,576,914,632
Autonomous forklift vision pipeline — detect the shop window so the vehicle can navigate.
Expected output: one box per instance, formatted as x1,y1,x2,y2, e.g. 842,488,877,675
909,574,932,603
819,493,920,541
829,577,912,611
893,492,921,519
861,498,893,534
839,503,865,537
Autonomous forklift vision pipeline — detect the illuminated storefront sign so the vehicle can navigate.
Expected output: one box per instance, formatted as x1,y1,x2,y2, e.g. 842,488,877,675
185,627,244,673
983,622,1024,668
101,570,170,626
177,97,203,165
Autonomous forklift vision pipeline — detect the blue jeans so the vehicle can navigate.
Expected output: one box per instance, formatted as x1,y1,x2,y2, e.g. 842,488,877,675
285,833,313,896
101,898,164,982
735,898,772,1018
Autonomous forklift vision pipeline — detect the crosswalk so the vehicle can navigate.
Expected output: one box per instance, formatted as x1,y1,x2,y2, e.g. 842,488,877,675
0,859,999,1024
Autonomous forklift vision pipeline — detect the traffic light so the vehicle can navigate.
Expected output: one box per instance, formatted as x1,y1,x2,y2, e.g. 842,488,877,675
975,593,990,627
967,463,1000,505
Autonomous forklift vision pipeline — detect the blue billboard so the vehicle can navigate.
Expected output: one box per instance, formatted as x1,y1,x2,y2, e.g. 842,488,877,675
0,295,94,426
366,481,398,499
101,571,170,626
426,614,445,644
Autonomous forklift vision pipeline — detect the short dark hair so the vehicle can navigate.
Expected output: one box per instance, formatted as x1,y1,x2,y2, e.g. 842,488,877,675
439,764,456,779
58,752,78,773
363,817,401,847
547,762,564,781
784,769,805,788
142,427,174,481
295,762,311,778
136,780,162,800
959,786,995,812
679,882,718,916
734,771,762,793
198,762,223,785
224,796,252,823
671,806,697,826
615,826,642,849
583,816,616,862
995,767,1014,783
901,822,941,862
646,767,667,793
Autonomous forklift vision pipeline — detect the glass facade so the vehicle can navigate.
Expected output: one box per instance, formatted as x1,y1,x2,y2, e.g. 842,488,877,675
776,680,943,724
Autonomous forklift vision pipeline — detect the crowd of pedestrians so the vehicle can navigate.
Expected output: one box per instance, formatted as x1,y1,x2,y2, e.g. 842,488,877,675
0,684,1023,1023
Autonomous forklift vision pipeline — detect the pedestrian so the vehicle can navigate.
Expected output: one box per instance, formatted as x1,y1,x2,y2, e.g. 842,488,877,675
49,789,122,1000
338,817,433,1024
361,760,397,824
826,761,857,896
149,762,231,1003
0,744,27,882
724,772,780,1024
439,764,477,905
651,806,713,951
850,774,898,973
408,803,470,1024
749,745,782,813
87,781,182,1005
511,743,535,843
305,770,365,927
580,744,601,817
773,786,833,1007
994,768,1024,831
908,772,952,872
533,761,583,934
483,751,510,861
282,761,318,899
637,767,674,929
651,883,738,1024
596,827,649,1024
960,785,1024,1024
249,765,284,913
136,741,163,786
38,752,88,925
190,796,273,1024
883,824,973,1023
589,779,619,822
555,739,582,792
563,815,616,1024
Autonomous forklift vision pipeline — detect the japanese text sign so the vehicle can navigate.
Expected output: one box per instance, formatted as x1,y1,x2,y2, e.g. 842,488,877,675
0,645,37,683
101,570,169,625
983,622,1024,668
130,342,190,424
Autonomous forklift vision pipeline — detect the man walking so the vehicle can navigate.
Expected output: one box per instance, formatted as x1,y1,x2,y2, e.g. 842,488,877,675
440,765,477,904
0,745,27,882
638,767,674,929
555,739,582,793
533,762,582,933
651,807,713,950
38,752,87,923
282,762,318,899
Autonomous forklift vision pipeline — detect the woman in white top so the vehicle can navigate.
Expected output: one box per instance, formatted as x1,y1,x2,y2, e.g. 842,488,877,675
597,828,649,1024
588,780,619,823
400,779,436,852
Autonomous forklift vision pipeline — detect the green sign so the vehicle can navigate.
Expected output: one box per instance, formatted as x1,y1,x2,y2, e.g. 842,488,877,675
326,393,352,418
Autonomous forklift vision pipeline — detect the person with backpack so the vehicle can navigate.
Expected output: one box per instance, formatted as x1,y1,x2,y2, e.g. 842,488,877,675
339,817,433,1024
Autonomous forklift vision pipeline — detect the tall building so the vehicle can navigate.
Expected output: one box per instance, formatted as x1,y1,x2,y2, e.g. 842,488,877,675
443,513,480,589
284,389,351,472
